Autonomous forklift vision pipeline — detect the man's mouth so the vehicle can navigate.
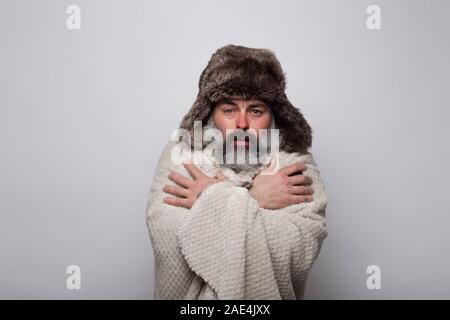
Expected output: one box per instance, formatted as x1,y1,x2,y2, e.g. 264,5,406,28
234,137,250,147
234,140,249,147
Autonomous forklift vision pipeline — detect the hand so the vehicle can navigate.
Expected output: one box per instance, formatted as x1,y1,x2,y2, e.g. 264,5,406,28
163,163,227,209
249,162,314,210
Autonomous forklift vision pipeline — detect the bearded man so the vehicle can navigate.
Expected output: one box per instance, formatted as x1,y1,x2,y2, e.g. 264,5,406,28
145,44,328,300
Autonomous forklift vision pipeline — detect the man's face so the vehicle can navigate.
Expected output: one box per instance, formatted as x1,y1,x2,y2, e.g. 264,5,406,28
207,98,274,171
212,98,273,146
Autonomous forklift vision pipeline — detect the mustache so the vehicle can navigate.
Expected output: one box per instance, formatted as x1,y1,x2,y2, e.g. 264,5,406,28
224,130,258,143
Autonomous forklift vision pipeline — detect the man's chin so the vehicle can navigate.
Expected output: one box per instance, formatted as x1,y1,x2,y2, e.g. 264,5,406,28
219,153,265,173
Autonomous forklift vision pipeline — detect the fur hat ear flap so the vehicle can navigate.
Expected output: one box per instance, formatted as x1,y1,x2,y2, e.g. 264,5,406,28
179,96,212,149
273,94,312,154
180,96,210,131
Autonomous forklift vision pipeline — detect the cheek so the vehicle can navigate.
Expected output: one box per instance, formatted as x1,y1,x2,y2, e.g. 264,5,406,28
251,114,272,131
213,113,233,133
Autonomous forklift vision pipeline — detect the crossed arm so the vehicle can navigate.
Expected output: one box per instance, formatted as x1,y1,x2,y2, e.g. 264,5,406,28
163,161,315,210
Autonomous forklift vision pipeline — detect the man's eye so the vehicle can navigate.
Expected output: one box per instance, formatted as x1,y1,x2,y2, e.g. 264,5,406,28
251,109,263,116
224,109,234,113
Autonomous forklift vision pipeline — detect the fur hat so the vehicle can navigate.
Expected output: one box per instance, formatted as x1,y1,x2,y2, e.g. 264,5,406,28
179,44,312,154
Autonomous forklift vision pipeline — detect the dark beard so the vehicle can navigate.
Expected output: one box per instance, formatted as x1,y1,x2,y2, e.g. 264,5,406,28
220,135,269,173
202,117,275,174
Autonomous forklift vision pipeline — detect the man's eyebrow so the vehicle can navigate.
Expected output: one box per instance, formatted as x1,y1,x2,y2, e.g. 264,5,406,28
219,98,238,106
248,102,268,108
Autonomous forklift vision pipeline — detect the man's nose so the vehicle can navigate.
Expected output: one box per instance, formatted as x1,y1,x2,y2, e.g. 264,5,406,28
236,113,249,130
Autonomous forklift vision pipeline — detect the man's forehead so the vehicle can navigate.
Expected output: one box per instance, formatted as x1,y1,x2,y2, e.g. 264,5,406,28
219,97,268,106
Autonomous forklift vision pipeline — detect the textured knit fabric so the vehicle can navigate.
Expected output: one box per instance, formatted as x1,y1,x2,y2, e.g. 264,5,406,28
145,141,328,299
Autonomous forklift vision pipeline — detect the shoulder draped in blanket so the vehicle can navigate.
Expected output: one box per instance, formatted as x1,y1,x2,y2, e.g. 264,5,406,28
145,140,328,300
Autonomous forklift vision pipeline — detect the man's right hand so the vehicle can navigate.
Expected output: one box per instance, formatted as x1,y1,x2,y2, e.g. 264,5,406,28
249,162,314,210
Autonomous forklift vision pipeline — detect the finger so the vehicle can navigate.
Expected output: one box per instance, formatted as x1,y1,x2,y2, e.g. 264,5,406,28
288,174,313,186
168,171,193,188
291,185,314,196
215,170,227,181
183,162,204,180
163,185,190,198
290,195,314,204
163,196,191,208
280,162,308,176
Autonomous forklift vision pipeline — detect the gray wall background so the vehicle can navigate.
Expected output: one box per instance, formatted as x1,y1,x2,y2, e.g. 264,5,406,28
1,0,449,299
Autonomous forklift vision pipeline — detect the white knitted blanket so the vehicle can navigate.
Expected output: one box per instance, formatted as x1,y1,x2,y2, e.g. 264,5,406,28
146,141,328,299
